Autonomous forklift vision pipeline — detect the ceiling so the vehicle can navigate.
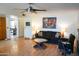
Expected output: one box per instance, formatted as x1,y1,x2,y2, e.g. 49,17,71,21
0,3,79,15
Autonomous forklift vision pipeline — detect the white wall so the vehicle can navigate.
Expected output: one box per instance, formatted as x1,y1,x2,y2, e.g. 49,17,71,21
24,15,32,39
16,9,79,39
31,10,79,38
6,16,10,39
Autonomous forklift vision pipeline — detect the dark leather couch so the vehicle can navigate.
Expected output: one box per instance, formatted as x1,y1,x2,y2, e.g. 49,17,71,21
35,31,61,44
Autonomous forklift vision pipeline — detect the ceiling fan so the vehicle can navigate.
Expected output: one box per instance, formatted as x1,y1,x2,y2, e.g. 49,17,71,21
18,3,47,16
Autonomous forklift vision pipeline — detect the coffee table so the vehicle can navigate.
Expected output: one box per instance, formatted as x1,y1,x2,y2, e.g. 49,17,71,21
33,38,47,49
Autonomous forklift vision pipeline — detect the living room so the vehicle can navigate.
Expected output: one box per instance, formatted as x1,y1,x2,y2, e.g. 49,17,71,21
0,3,79,56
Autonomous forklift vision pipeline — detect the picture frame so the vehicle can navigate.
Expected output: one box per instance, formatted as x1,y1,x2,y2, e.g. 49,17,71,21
26,22,30,26
43,17,57,29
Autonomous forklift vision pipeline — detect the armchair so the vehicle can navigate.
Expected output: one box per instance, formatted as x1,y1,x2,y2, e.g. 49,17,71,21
58,34,75,55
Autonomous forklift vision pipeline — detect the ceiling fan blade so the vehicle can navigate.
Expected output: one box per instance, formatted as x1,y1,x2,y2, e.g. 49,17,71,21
20,10,26,13
18,9,28,11
13,8,28,13
32,9,46,11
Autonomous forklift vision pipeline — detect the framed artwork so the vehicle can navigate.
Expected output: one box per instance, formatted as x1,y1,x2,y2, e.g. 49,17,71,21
43,17,57,28
26,22,30,26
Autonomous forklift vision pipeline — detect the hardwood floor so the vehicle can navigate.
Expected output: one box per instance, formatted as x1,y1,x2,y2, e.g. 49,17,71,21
0,37,61,56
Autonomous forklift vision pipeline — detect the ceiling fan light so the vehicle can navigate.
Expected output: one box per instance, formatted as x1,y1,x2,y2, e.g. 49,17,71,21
22,14,26,16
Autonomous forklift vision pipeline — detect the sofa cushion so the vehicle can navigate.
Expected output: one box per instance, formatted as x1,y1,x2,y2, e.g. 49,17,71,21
55,32,61,38
38,31,43,37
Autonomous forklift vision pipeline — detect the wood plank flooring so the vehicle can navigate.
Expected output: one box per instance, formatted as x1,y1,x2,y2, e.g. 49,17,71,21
0,37,61,56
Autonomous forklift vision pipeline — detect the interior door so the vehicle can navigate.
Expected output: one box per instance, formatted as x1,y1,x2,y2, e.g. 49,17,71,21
0,17,6,40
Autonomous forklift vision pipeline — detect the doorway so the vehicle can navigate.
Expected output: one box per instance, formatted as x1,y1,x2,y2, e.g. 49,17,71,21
9,16,19,38
6,15,19,39
0,16,6,40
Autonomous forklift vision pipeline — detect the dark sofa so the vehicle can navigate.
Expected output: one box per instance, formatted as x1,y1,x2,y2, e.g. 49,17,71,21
35,31,61,44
